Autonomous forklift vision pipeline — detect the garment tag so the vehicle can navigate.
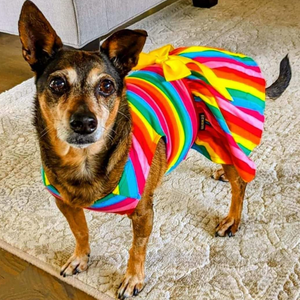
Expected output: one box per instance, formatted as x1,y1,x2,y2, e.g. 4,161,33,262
199,113,206,130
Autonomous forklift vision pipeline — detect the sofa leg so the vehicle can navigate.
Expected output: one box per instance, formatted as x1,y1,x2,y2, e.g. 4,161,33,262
192,0,218,8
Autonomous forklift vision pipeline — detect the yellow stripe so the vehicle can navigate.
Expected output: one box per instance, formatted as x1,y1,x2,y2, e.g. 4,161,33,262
45,173,50,186
180,46,247,58
193,91,219,109
231,132,257,151
192,61,233,101
196,138,226,164
130,105,161,141
112,185,120,195
222,78,265,101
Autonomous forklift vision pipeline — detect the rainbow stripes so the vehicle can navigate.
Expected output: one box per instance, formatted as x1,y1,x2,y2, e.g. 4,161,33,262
42,45,265,215
171,46,265,181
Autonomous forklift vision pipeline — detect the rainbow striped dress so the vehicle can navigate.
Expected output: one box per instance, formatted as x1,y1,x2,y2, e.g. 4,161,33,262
42,45,266,215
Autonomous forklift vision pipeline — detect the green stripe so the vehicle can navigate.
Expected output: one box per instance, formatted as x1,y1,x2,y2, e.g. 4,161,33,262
192,144,211,160
190,71,210,84
127,93,164,136
238,143,252,156
228,88,265,108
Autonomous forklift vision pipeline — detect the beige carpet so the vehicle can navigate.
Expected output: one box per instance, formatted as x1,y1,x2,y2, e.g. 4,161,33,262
1,0,300,299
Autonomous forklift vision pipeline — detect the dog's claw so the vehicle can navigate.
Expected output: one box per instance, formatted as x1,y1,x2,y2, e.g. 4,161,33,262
215,215,240,237
212,169,229,182
60,253,90,277
133,287,139,296
117,274,144,299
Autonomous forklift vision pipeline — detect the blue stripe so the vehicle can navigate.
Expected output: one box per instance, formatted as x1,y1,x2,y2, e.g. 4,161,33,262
90,195,127,208
120,159,139,199
179,51,258,66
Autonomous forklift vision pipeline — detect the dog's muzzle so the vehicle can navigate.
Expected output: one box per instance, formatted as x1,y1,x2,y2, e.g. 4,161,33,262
66,111,102,148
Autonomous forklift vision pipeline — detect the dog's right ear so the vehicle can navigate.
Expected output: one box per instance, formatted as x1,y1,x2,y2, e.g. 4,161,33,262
18,0,63,72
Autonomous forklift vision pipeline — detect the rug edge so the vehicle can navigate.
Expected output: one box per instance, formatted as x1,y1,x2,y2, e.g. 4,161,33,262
0,77,35,97
0,239,114,300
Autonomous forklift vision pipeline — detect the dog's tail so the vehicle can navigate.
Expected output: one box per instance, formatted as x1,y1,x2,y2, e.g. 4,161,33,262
266,55,292,100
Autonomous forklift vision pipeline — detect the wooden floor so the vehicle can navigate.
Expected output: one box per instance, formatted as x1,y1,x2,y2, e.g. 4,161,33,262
0,33,96,300
0,33,32,93
0,248,95,300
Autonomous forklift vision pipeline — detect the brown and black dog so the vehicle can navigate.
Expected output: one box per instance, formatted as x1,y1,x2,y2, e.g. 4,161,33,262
18,1,291,299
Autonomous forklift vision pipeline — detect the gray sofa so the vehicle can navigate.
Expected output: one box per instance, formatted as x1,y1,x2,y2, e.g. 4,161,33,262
0,0,166,48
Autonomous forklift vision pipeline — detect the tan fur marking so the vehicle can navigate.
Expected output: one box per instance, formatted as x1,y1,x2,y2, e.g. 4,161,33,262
86,68,107,86
50,68,78,85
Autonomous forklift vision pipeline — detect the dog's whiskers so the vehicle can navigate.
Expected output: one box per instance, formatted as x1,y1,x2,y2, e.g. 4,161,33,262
40,126,53,138
117,110,130,121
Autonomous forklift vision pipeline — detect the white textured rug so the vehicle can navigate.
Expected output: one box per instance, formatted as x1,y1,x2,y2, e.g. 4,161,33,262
1,0,300,299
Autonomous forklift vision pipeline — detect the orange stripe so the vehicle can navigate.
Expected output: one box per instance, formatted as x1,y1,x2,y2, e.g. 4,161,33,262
227,120,261,145
196,131,232,163
213,69,265,93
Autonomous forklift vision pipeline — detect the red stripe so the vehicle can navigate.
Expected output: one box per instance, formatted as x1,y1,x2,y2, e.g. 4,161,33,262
221,108,263,137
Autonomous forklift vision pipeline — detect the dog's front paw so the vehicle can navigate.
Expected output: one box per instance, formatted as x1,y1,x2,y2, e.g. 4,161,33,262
215,215,240,237
117,272,145,299
60,252,90,277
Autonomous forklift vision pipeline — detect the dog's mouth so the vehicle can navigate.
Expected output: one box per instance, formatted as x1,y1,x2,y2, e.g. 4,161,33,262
67,135,96,148
65,129,103,149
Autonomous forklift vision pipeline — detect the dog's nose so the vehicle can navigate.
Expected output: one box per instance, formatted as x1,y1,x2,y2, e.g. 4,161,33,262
69,112,97,134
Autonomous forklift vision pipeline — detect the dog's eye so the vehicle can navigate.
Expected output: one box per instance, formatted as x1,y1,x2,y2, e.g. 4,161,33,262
49,77,66,93
98,79,115,96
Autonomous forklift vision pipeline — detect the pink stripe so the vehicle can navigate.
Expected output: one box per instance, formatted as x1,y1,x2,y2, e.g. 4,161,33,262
130,137,147,193
48,190,62,200
197,59,263,79
226,133,256,170
194,56,262,72
238,106,265,122
217,96,264,131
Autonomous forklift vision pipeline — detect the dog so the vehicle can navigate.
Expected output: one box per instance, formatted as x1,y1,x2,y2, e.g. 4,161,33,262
18,1,291,299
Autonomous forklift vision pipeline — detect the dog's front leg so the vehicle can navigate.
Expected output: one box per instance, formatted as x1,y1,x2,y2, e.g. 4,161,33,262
117,196,154,299
55,199,90,276
118,140,167,299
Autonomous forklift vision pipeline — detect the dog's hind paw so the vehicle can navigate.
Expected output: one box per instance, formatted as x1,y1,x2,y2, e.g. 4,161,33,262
117,273,144,299
60,253,90,277
215,215,240,237
211,168,229,182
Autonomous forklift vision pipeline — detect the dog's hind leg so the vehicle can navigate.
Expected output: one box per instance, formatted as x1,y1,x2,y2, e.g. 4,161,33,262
118,140,167,299
215,164,247,237
55,199,90,276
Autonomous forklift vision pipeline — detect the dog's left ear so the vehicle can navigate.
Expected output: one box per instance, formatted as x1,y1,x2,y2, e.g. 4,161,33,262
101,29,147,77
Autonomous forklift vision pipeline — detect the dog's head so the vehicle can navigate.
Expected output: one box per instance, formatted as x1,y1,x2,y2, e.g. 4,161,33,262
18,0,147,149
